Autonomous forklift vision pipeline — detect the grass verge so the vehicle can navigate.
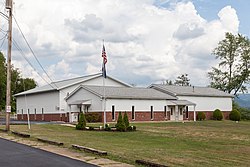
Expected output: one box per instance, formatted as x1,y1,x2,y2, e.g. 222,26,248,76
1,120,250,167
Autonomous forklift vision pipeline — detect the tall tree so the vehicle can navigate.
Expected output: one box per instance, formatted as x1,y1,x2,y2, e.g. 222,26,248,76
0,52,37,111
162,79,173,85
174,74,191,86
0,52,7,110
208,32,250,95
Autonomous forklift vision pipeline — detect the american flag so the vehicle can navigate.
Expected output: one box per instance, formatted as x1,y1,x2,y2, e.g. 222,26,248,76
102,45,107,78
102,45,107,64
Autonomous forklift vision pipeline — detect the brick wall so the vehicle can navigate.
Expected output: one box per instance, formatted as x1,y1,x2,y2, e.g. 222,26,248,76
17,110,231,122
188,111,230,120
17,113,69,122
104,111,168,122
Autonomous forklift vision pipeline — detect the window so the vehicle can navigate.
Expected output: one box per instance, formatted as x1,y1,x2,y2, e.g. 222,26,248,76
112,105,115,120
150,106,153,120
21,109,23,120
170,107,173,115
132,106,135,120
186,106,189,118
164,106,167,118
34,108,36,120
42,108,44,121
180,107,183,115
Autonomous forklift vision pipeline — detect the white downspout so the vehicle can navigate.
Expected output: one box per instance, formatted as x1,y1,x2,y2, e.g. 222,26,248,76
194,105,196,122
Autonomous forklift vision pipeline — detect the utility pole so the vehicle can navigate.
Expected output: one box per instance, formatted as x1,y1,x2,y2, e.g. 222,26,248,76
5,0,13,131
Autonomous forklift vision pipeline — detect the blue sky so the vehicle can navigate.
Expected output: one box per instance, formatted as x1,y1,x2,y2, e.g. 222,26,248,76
0,0,249,88
192,0,249,36
156,0,249,36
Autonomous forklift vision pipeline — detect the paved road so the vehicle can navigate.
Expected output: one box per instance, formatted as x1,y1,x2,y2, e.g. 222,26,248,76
0,138,98,167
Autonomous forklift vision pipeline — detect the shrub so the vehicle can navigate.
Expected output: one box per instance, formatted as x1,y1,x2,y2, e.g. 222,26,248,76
85,112,102,122
229,109,241,121
127,125,137,131
104,124,111,131
197,112,206,121
127,126,133,131
213,109,223,120
89,126,94,130
115,112,126,132
76,112,86,130
123,111,129,130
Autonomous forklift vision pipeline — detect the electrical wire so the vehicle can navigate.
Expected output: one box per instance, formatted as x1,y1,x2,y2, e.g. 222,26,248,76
12,38,57,89
12,14,61,90
0,33,7,49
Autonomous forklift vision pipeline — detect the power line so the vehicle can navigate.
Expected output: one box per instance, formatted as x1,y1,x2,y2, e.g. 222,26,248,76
12,38,56,89
12,14,61,89
0,33,7,49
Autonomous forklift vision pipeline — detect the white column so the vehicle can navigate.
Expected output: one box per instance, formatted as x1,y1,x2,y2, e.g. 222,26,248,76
175,105,178,121
69,105,72,123
194,105,196,122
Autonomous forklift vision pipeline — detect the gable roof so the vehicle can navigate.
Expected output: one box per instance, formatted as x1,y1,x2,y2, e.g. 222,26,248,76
149,84,234,98
14,73,131,97
66,85,177,100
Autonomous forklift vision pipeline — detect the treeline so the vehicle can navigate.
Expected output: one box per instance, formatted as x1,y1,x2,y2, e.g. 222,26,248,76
0,52,36,112
233,102,250,120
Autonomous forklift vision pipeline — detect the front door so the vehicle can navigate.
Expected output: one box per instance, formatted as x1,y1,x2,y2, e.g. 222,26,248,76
169,106,175,121
179,107,183,121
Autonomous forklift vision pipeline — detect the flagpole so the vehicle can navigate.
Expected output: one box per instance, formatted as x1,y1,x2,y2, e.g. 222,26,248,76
102,40,107,126
103,73,106,126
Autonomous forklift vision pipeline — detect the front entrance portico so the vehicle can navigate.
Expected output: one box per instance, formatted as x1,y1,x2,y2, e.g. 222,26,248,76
168,100,196,121
67,100,91,123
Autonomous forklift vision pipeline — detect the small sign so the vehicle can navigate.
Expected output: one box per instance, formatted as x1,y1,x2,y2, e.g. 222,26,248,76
6,106,11,113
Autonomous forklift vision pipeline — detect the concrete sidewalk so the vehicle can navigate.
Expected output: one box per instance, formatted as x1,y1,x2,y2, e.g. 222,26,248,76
0,132,134,167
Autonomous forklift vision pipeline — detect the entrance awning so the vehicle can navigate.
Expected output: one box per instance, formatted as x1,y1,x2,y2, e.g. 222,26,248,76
168,100,196,106
68,100,92,105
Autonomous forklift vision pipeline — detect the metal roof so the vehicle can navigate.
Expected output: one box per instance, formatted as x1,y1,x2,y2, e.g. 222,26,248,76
68,100,92,105
67,85,177,100
150,84,234,98
169,100,196,106
14,73,131,97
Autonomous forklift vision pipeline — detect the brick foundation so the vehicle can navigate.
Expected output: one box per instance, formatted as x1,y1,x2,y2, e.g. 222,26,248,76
17,111,231,122
188,111,230,120
17,113,69,122
105,111,169,122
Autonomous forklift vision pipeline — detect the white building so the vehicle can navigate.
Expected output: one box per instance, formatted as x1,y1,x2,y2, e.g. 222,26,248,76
149,84,233,120
65,85,194,122
15,74,233,122
14,73,130,122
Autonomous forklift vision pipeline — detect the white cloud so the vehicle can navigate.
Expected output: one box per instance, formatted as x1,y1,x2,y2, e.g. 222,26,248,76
218,6,239,33
6,0,240,87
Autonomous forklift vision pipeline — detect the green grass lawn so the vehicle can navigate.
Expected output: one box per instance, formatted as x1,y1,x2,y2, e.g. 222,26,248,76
1,121,250,166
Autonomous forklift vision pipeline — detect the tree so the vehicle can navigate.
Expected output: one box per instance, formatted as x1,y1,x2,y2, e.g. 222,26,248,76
76,112,86,130
115,112,125,131
0,52,6,111
208,32,250,95
123,111,129,130
174,74,191,86
0,52,37,112
163,79,173,85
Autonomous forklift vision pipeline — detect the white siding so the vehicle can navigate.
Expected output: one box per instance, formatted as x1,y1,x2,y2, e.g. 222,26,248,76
106,99,167,112
66,88,102,112
16,91,59,114
83,77,127,87
178,96,232,112
60,77,128,113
